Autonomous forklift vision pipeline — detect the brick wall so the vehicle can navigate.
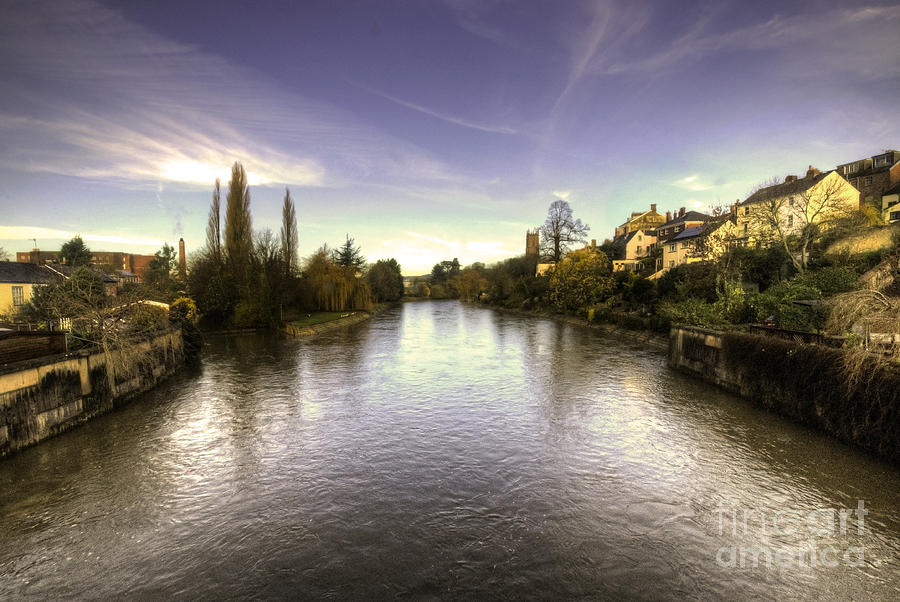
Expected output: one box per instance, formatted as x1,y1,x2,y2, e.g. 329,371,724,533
0,332,66,365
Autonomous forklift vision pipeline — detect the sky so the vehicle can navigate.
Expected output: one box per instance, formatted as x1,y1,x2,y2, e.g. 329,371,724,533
1,0,898,275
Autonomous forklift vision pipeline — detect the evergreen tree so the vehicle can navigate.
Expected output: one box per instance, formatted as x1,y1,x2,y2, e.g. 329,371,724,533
59,235,93,266
333,234,366,270
280,187,299,276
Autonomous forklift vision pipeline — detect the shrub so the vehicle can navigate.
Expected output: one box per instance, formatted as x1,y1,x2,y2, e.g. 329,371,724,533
657,298,726,328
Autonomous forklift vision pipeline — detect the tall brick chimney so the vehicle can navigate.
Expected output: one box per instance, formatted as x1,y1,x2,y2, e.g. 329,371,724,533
650,203,657,212
679,207,686,217
666,210,672,222
178,238,187,278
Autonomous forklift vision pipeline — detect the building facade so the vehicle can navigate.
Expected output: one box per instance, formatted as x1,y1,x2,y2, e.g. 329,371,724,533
835,150,900,208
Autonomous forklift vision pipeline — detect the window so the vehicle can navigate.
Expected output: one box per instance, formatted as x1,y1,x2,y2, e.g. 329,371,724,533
682,242,691,250
743,223,748,234
891,211,900,222
875,156,887,167
865,176,872,186
744,206,749,215
848,163,858,173
12,286,25,306
668,243,676,252
636,245,642,254
669,260,675,268
789,196,794,206
787,215,794,227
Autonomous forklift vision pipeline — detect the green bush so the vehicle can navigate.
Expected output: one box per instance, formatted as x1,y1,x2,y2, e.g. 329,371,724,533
658,298,726,328
746,280,822,331
793,266,858,296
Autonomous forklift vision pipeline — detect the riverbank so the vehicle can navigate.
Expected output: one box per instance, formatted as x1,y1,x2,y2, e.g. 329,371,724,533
282,303,396,338
480,303,668,351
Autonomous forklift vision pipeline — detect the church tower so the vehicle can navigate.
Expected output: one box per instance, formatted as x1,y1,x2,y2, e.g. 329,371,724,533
525,229,540,258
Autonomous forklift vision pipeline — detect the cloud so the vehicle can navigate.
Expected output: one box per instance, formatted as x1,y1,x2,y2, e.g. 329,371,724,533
672,175,714,191
0,226,166,248
552,190,572,200
407,231,461,248
0,0,464,190
360,85,518,135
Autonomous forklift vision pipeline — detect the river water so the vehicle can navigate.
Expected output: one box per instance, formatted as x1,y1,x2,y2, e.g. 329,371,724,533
1,301,898,599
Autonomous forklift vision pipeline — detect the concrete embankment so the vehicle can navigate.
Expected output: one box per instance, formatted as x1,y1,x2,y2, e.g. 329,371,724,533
0,330,184,459
668,325,900,464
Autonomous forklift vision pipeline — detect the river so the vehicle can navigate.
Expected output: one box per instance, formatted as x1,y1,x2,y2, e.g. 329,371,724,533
1,301,898,599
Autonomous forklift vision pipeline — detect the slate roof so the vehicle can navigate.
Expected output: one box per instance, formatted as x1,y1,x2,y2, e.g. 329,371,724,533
882,181,900,196
671,226,706,241
0,262,58,284
741,172,831,206
659,211,709,228
47,264,118,282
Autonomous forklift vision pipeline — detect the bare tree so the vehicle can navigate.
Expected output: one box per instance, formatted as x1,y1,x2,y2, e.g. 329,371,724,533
280,187,299,276
539,200,590,262
745,173,856,272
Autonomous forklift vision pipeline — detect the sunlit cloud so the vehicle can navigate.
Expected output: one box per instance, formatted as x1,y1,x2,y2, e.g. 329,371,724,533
552,190,572,200
0,0,464,191
0,226,166,248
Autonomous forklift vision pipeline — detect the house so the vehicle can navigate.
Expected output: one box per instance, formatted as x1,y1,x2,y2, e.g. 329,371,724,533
736,167,858,246
661,218,738,271
612,229,657,272
882,182,900,223
0,262,59,317
614,204,666,238
835,149,900,208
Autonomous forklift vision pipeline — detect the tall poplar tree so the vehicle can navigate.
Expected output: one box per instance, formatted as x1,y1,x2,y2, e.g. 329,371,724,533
224,162,253,287
280,187,298,276
206,178,222,261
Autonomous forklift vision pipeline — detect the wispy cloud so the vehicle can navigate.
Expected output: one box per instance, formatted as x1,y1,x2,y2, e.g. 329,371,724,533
407,231,461,248
360,85,518,135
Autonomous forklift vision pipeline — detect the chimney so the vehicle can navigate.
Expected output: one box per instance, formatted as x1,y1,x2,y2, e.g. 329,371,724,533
666,210,672,222
650,203,657,212
806,165,820,179
178,238,187,276
591,239,596,247
679,207,685,217
785,175,798,183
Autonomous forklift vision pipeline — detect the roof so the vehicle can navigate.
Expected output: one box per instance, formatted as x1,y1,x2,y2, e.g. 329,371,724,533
0,262,58,284
671,225,706,241
659,211,709,228
741,171,831,206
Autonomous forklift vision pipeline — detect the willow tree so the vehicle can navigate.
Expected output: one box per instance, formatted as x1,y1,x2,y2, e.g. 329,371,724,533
304,247,372,311
224,162,253,288
280,187,299,276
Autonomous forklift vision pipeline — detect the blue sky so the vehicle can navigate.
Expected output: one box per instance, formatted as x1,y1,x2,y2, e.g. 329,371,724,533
1,0,898,274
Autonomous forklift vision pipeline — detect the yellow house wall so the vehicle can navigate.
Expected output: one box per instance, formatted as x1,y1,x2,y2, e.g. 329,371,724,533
0,282,39,317
625,232,657,260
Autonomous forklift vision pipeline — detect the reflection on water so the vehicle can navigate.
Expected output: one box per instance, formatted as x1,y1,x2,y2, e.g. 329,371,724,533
1,301,898,599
